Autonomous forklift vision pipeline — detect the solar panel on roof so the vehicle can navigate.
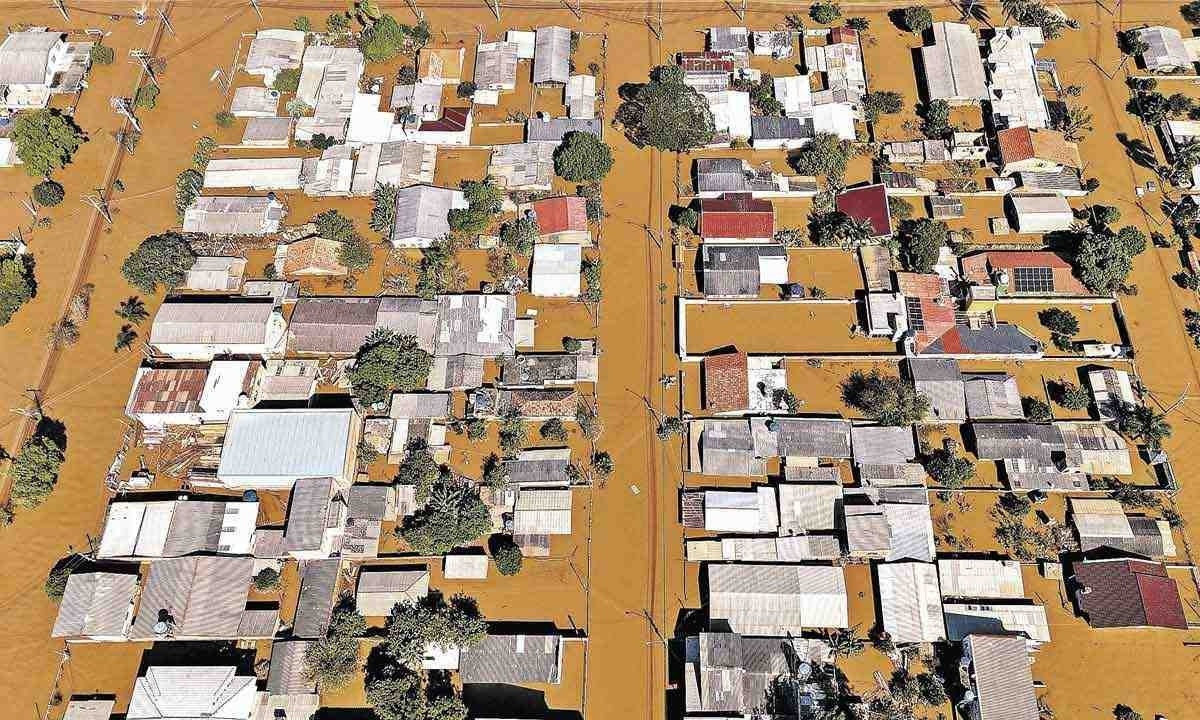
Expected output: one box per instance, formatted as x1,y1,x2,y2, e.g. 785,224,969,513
1012,266,1053,293
905,297,925,331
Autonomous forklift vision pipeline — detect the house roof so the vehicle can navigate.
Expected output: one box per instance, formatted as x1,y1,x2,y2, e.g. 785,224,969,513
217,408,357,482
1138,26,1191,69
851,426,916,465
460,634,562,683
525,116,603,143
703,487,779,533
514,488,573,533
445,554,490,579
707,563,848,634
922,323,1043,356
920,22,987,102
699,419,761,475
418,46,466,82
877,562,946,643
419,106,471,132
701,244,786,297
62,700,116,720
267,640,316,696
435,294,517,356
246,29,305,73
52,572,137,638
960,250,1088,295
698,193,774,238
505,448,572,486
183,196,284,235
283,477,335,552
149,301,274,347
533,26,571,84
0,31,61,85
293,558,341,638
289,297,380,354
389,392,451,419
777,482,842,535
474,41,520,89
531,243,582,296
708,26,750,52
965,634,1039,720
131,557,254,639
531,195,588,235
751,115,813,141
1071,559,1186,628
127,666,257,720
963,373,1024,419
679,51,736,73
281,237,347,276
685,632,831,714
836,184,892,237
937,559,1026,599
997,126,1081,169
127,366,209,415
771,417,853,458
703,349,749,412
909,357,967,421
356,567,431,615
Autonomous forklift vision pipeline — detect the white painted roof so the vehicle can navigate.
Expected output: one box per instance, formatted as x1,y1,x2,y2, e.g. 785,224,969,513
937,559,1025,599
877,562,947,643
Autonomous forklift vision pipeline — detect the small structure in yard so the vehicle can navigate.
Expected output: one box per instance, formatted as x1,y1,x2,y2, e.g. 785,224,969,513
289,297,382,355
708,26,750,55
183,195,286,235
257,359,317,400
460,633,564,684
531,243,582,297
533,26,571,85
343,484,398,558
263,639,320,720
950,131,989,161
391,184,468,248
504,448,573,486
1005,192,1073,233
996,126,1081,177
129,557,274,640
751,30,792,58
126,666,257,720
489,142,555,191
148,300,285,360
697,193,774,242
530,195,590,243
565,74,597,119
97,496,258,560
700,243,788,298
513,487,573,535
0,30,93,109
125,361,256,432
418,46,466,85
1137,26,1193,73
876,561,946,644
284,476,345,560
1087,367,1137,418
231,85,281,117
706,563,848,635
356,566,431,615
51,572,138,641
1069,497,1176,558
525,115,603,143
919,22,987,104
959,634,1040,720
679,51,735,93
683,632,831,716
943,601,1051,646
445,553,489,579
472,387,578,420
245,28,306,86
388,392,451,462
836,183,892,238
473,41,520,101
505,29,537,59
276,236,348,277
62,700,116,720
1068,557,1187,629
702,89,752,145
498,349,598,388
293,559,341,639
928,195,965,220
180,256,248,293
216,408,361,490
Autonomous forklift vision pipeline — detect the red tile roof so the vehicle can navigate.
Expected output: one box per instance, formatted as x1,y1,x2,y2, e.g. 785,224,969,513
531,196,588,235
703,349,749,412
835,184,892,238
997,127,1082,169
1072,559,1187,629
829,27,859,44
698,193,775,239
678,51,735,73
128,367,208,415
996,126,1035,164
895,272,947,300
419,107,470,132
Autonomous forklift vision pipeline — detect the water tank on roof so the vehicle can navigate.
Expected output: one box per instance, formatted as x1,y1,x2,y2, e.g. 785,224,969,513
243,490,259,502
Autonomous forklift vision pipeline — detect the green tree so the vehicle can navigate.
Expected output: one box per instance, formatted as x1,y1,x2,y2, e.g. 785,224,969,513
493,538,523,575
121,232,196,293
576,399,602,440
10,433,66,509
0,254,36,326
359,15,429,62
862,91,903,123
1023,396,1053,422
540,418,569,442
304,607,366,689
348,329,433,407
1073,227,1146,293
366,667,425,720
615,65,715,151
253,567,281,591
114,324,138,351
44,566,71,601
10,109,85,177
384,592,487,663
175,168,203,218
456,81,476,99
847,16,871,30
1053,381,1091,410
116,296,148,324
481,453,508,488
841,369,930,425
1114,402,1173,448
134,84,159,109
810,2,842,23
370,183,401,239
899,218,948,273
272,67,302,93
790,132,855,182
90,44,115,65
395,443,446,503
214,110,235,127
400,481,493,554
827,627,866,658
887,196,914,222
902,6,933,33
293,15,312,31
498,217,538,255
499,409,528,456
327,11,350,32
339,235,374,273
592,450,615,478
918,99,951,139
314,209,356,242
925,449,975,489
1038,307,1080,351
554,131,614,182
33,179,65,207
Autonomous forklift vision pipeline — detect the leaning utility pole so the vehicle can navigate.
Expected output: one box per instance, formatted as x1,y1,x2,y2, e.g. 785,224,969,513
645,16,663,40
405,0,424,22
111,97,142,133
52,0,69,21
82,192,113,225
20,194,38,220
158,7,176,36
488,0,500,21
729,0,746,22
130,49,160,88
562,0,582,19
249,0,263,22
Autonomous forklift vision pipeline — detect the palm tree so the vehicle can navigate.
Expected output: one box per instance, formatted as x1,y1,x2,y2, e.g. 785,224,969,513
1118,404,1173,449
114,324,138,352
958,0,991,25
826,626,865,659
834,216,876,249
1000,0,1028,22
1057,102,1093,142
116,296,148,324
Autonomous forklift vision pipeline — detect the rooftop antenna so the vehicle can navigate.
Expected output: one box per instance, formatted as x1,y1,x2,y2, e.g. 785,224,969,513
82,191,113,225
158,7,176,36
249,0,264,23
111,97,142,133
51,0,69,21
562,0,582,20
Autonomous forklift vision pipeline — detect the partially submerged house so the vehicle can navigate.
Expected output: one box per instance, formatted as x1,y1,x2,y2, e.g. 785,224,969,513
960,250,1090,297
525,116,603,143
127,666,257,720
694,158,818,199
1069,497,1176,558
289,297,381,355
181,257,248,293
498,351,598,387
513,487,573,535
295,46,364,142
418,46,466,85
1137,26,1193,73
533,26,571,85
530,195,590,243
708,26,750,55
391,184,468,247
697,193,775,241
690,418,762,476
245,28,305,86
52,572,138,641
943,601,1051,645
702,90,752,144
283,477,345,559
686,487,780,534
937,558,1026,598
0,30,93,109
1087,367,1137,417
707,563,848,634
836,184,892,238
1069,557,1187,629
996,127,1082,177
565,74,597,119
460,633,564,684
231,86,281,117
908,358,1024,422
130,557,274,640
984,26,1050,130
700,244,788,298
973,421,1130,490
473,41,520,101
293,559,341,639
919,22,987,104
435,293,522,357
356,566,431,615
97,495,258,559
876,562,946,644
504,448,573,486
683,632,831,716
960,634,1040,720
530,243,582,297
216,408,361,490
351,141,438,195
276,236,348,277
148,300,285,360
702,348,749,413
844,489,936,562
125,361,256,432
263,640,320,720
182,196,285,235
203,157,306,191
488,142,555,191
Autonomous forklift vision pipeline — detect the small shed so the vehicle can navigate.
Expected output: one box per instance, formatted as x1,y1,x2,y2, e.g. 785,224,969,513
533,26,571,85
356,567,431,616
444,554,489,580
231,86,280,117
531,243,582,297
1007,192,1073,233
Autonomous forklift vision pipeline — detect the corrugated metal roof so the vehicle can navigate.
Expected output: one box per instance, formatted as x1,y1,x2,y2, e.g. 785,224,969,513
52,572,137,638
877,562,946,643
461,634,563,683
772,418,853,458
514,488,572,534
267,639,316,695
707,564,846,634
938,559,1025,599
525,117,602,143
218,409,356,484
533,26,570,84
284,477,335,552
944,602,1050,643
435,294,517,357
965,634,1039,720
0,31,60,85
127,666,257,720
150,301,274,347
293,559,341,638
131,557,252,639
444,554,489,579
356,567,430,615
778,482,842,534
851,426,916,465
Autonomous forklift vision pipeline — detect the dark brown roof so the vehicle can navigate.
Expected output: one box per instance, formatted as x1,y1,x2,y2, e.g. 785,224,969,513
128,367,208,415
420,107,470,132
1071,559,1187,629
836,184,892,238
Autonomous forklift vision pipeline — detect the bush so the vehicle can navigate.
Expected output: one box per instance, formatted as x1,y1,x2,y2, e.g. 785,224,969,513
790,132,854,182
174,168,202,218
899,218,948,273
399,481,493,555
499,217,539,255
293,15,312,32
214,110,235,127
253,567,281,591
122,232,197,293
10,433,66,509
847,16,870,30
918,99,951,139
114,324,138,351
902,6,933,33
339,236,374,273
810,2,841,23
1023,396,1053,422
841,369,930,425
90,44,115,65
134,84,159,109
1038,308,1080,346
563,336,582,352
115,296,148,324
0,254,36,326
998,492,1033,516
44,566,71,601
348,329,433,407
862,90,903,123
10,109,85,177
273,67,301,93
554,131,614,182
592,450,615,478
305,607,366,689
456,81,476,99
492,538,523,575
673,206,699,230
925,449,975,489
33,179,64,207
1053,381,1091,410
539,418,569,442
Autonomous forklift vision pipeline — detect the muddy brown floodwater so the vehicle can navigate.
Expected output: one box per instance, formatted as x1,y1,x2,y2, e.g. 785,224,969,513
5,3,1200,720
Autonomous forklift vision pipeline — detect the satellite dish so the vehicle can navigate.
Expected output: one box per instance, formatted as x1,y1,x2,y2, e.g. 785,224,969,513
153,621,170,635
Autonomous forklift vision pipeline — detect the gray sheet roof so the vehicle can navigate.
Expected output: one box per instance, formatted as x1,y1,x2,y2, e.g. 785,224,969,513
161,500,231,556
131,557,252,638
920,22,988,102
392,185,462,244
0,31,61,85
533,26,571,84
773,417,853,458
685,632,829,714
474,40,519,89
348,484,391,521
708,26,750,53
460,634,563,683
293,559,341,638
972,422,1062,463
435,294,518,356
851,426,916,465
290,297,381,354
218,408,357,483
149,301,274,347
266,640,316,696
696,158,750,193
751,115,813,141
376,296,439,352
701,244,785,297
1078,515,1169,557
52,572,137,638
966,634,1039,720
963,373,1024,419
389,392,451,419
700,419,761,475
506,448,572,485
909,357,967,421
499,352,596,385
428,354,486,389
284,477,335,552
183,196,284,235
923,323,1042,356
525,117,602,143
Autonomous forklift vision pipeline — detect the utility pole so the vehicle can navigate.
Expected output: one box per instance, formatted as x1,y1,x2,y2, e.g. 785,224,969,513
111,97,142,133
20,194,38,220
52,0,69,21
130,49,160,88
405,0,424,22
10,388,44,422
249,0,263,23
487,0,500,21
562,0,582,20
645,16,663,40
158,7,176,36
729,0,746,22
82,191,113,225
